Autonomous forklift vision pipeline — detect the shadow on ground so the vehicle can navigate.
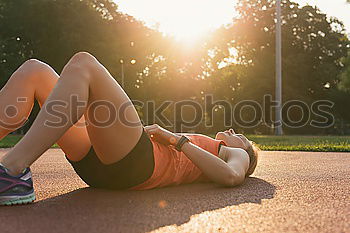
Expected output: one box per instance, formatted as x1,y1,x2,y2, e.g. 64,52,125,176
2,178,275,233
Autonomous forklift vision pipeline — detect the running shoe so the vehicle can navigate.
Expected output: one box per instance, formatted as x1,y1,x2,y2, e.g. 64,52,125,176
0,164,35,206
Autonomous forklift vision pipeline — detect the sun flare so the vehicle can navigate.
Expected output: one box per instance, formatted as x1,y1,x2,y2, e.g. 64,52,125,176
117,0,235,43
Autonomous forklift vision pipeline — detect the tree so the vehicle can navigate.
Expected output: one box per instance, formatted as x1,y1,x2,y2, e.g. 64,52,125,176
0,0,165,94
0,0,166,131
203,0,349,133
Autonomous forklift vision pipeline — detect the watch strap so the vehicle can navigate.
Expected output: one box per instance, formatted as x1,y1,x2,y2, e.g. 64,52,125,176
175,135,190,152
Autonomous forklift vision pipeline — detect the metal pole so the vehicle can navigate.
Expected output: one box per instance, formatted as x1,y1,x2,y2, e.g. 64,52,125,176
275,0,283,135
120,59,125,88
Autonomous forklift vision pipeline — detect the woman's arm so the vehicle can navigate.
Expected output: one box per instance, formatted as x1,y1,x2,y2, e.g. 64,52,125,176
181,142,248,186
144,124,249,187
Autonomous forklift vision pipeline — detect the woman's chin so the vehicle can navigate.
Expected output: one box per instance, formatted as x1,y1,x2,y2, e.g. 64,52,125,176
215,132,224,140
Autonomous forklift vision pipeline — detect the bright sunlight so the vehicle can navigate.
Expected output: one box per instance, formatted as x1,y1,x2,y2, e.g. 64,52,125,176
117,0,235,42
118,0,350,43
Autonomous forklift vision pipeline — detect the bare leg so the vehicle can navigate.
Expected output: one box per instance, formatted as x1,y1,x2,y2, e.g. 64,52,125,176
0,59,91,171
0,52,143,175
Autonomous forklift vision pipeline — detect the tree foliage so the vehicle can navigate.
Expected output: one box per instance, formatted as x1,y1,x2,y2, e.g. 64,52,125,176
209,0,348,100
201,0,349,133
0,0,162,98
0,0,349,134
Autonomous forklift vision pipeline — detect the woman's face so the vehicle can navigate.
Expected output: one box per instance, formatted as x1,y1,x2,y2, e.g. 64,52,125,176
215,129,250,150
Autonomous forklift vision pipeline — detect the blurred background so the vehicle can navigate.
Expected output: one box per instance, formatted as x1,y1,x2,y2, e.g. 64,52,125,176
0,0,350,135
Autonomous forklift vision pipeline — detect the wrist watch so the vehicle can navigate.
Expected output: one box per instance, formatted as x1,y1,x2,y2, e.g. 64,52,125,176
175,135,190,152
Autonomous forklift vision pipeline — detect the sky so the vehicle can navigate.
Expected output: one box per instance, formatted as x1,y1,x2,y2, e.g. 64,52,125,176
116,0,350,41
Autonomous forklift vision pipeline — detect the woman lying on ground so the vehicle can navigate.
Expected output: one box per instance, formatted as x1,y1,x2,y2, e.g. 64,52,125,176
0,52,258,205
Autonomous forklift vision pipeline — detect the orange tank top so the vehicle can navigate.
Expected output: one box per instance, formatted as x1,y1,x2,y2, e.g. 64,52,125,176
130,134,226,190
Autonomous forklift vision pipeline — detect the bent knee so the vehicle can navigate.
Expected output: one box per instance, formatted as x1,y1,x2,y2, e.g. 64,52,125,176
21,59,48,72
17,59,53,81
60,52,99,82
23,58,42,67
63,52,102,80
69,51,98,66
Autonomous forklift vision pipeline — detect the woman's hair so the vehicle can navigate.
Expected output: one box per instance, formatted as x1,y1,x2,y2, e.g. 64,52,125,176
245,141,260,177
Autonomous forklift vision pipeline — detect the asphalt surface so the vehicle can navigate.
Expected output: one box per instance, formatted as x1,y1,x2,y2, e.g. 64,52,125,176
0,149,349,233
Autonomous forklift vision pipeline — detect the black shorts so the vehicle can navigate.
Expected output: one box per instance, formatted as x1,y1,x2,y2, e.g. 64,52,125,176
66,131,154,190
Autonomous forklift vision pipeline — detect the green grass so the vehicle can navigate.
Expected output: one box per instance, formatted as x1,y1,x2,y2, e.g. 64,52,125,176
0,135,59,148
1,134,350,152
0,135,23,148
247,135,350,152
